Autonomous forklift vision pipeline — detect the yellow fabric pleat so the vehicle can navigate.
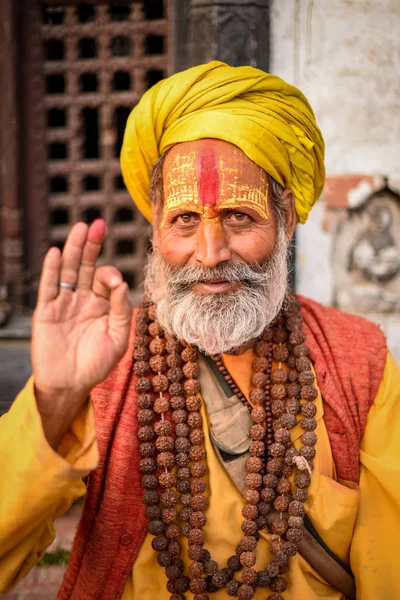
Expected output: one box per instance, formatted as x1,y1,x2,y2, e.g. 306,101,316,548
120,61,325,224
0,378,98,594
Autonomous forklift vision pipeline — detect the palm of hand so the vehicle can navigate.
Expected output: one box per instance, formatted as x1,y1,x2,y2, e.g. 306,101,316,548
33,220,132,398
33,291,126,394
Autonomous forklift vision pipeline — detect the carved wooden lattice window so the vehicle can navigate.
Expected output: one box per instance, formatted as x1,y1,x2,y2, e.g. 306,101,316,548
26,1,168,301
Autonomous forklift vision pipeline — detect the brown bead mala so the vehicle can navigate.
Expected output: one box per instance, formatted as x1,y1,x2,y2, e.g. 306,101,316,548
136,295,318,600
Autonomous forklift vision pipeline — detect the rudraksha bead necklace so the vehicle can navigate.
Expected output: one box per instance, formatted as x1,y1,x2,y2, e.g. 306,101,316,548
136,295,318,599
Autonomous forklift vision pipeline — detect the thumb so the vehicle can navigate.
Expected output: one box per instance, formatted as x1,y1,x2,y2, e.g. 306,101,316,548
93,265,123,300
108,282,132,347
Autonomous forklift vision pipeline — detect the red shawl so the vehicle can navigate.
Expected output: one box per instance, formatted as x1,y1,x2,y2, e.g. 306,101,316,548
57,296,387,600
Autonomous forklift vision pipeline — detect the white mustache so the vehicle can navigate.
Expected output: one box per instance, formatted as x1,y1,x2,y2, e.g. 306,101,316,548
168,262,270,289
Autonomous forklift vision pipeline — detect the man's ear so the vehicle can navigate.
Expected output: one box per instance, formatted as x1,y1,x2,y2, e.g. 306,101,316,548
282,188,297,241
150,202,161,237
149,218,159,250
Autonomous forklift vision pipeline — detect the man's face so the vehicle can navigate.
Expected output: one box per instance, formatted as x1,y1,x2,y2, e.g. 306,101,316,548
146,139,292,355
155,139,280,293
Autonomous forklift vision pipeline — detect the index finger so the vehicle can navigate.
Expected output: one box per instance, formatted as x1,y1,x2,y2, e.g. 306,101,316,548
76,219,107,290
37,246,62,304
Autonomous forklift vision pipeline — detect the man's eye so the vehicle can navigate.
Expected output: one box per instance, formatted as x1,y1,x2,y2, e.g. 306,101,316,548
176,213,197,224
227,212,251,222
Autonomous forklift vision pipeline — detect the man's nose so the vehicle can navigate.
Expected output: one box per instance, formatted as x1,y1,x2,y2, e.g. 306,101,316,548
194,221,232,268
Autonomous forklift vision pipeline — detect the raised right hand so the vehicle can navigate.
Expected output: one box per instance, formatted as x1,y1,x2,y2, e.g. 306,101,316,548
32,219,132,447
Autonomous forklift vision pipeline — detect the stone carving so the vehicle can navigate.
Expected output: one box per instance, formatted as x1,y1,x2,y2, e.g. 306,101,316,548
217,10,258,66
333,188,400,313
187,1,269,69
188,14,215,64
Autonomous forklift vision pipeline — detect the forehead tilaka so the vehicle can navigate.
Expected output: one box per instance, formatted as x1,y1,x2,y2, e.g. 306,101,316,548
162,140,269,220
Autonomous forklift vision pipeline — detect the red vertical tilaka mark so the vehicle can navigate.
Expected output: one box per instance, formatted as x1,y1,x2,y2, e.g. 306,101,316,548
197,147,219,206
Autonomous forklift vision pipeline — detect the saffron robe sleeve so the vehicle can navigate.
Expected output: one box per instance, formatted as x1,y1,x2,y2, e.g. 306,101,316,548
350,351,400,598
0,376,98,594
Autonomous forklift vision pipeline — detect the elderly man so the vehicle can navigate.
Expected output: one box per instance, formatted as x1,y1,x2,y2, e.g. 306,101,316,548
1,62,399,600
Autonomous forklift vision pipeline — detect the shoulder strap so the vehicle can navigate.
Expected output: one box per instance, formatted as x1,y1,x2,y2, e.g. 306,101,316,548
198,354,252,495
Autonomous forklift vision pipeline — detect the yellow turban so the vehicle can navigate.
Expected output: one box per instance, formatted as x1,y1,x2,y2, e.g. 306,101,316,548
121,61,325,224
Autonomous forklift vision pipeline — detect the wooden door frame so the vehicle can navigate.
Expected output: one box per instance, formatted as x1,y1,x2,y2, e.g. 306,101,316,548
0,0,24,305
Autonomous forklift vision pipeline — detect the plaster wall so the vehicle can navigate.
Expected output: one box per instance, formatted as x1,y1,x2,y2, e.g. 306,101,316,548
270,0,400,176
270,0,400,360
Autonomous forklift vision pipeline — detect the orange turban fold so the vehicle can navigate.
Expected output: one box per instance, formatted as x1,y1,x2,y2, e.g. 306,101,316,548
121,61,325,224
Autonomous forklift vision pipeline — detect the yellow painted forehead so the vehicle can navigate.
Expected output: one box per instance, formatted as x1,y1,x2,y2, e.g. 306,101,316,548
162,139,269,221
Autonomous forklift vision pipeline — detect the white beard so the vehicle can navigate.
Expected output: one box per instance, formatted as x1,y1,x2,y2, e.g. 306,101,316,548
144,226,289,355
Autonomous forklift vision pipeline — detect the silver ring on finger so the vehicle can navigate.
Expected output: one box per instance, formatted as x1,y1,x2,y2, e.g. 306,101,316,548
59,281,76,291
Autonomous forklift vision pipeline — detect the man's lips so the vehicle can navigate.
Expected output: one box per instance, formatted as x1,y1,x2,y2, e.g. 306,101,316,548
191,281,242,294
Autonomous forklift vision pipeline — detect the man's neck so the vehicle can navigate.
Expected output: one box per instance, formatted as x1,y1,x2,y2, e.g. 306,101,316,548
223,339,255,356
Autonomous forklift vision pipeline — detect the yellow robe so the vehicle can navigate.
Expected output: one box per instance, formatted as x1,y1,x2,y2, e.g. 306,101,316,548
0,351,399,599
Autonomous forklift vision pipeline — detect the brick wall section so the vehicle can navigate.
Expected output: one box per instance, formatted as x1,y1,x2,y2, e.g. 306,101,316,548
323,175,386,212
5,504,81,599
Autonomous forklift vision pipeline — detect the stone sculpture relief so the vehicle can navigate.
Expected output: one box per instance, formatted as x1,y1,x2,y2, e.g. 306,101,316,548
333,188,400,313
187,1,269,69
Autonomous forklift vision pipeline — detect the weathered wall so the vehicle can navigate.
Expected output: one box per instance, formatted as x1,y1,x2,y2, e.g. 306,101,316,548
270,0,400,361
270,0,400,175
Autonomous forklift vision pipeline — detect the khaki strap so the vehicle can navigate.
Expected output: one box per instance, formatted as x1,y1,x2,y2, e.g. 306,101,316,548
198,355,356,600
265,511,356,599
300,526,356,599
198,355,252,495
